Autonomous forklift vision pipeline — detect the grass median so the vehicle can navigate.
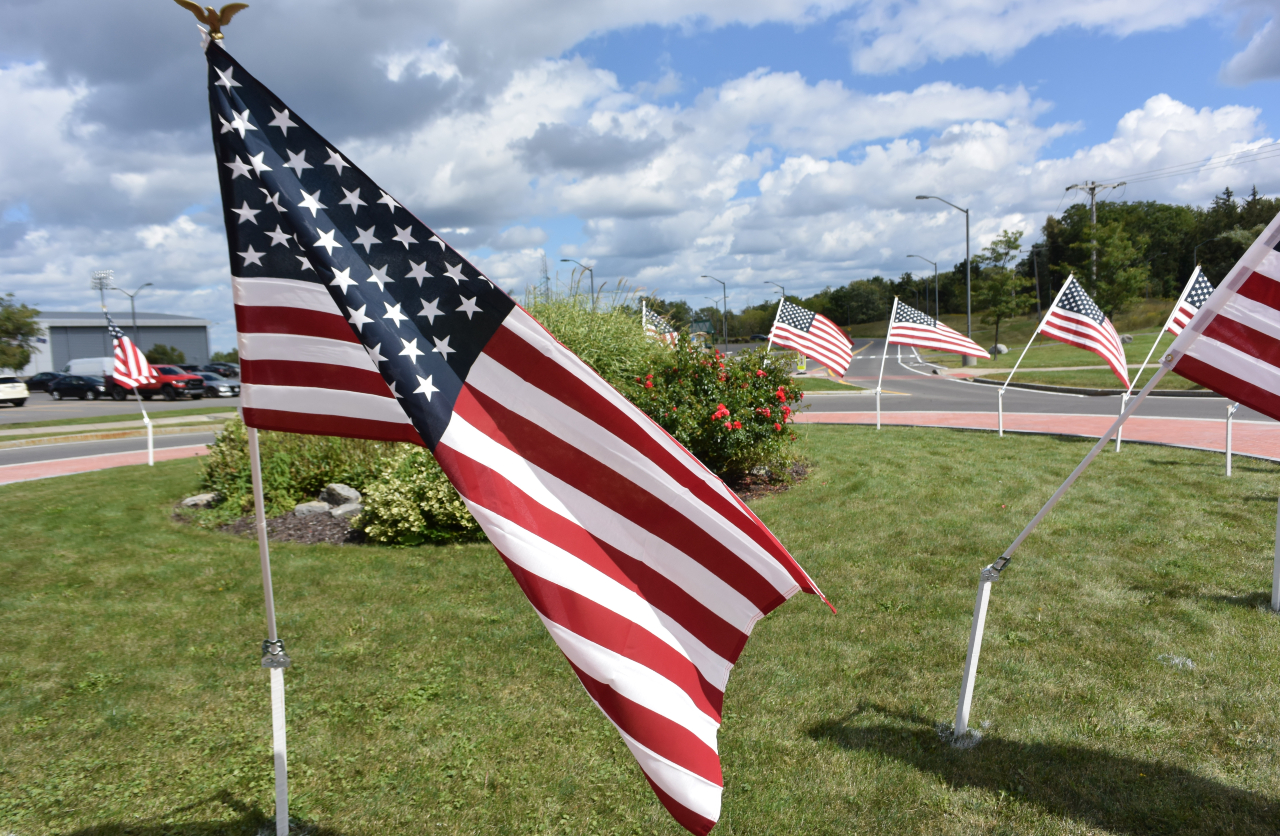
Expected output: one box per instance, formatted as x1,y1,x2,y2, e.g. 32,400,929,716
976,368,1203,391
3,426,1279,834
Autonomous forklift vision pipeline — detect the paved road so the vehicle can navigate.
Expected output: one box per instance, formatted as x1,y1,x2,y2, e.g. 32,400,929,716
803,339,1271,424
0,393,240,425
0,431,219,467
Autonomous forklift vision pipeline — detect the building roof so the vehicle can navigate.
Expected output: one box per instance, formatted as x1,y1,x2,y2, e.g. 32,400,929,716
37,311,211,328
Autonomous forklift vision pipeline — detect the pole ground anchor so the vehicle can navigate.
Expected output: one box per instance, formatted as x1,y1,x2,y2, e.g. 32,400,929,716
262,638,292,669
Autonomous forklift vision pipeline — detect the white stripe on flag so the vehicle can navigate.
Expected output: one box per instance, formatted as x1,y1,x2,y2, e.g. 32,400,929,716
242,384,410,423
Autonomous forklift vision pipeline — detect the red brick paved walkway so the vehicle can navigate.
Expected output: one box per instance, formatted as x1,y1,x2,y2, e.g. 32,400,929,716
794,412,1280,461
0,444,209,485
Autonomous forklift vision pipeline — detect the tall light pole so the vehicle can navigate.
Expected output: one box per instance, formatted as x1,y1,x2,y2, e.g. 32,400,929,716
701,275,728,355
113,282,154,343
906,255,937,321
765,280,786,300
560,258,595,309
916,195,973,364
90,270,114,310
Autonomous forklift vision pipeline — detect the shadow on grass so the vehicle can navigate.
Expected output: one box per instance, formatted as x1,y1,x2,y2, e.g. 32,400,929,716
59,791,342,836
1207,591,1278,611
810,705,1279,835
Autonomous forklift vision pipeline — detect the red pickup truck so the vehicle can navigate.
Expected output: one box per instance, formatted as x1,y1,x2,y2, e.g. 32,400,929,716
133,365,206,400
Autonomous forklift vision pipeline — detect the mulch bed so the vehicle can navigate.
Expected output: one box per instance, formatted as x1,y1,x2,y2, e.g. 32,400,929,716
728,461,811,502
219,511,366,546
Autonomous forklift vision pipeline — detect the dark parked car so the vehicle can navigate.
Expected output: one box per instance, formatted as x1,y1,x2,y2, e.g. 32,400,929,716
198,373,240,398
208,362,239,378
49,375,108,400
177,364,202,373
25,372,64,392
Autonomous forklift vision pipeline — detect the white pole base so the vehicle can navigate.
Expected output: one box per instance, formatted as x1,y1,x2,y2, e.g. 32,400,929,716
1116,393,1128,452
997,389,1003,438
1226,402,1237,477
1272,495,1280,613
953,564,999,742
875,389,881,431
271,666,289,836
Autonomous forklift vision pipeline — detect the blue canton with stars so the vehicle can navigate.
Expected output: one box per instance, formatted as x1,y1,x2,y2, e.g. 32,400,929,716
892,301,935,327
1056,278,1107,324
206,43,514,448
1182,272,1214,311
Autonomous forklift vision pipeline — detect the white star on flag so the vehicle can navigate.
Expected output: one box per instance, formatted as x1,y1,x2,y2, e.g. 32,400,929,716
261,190,284,211
330,267,357,292
265,225,292,247
353,226,381,252
367,264,392,291
339,188,365,212
418,298,443,324
365,343,387,365
399,337,424,363
224,156,252,179
239,245,264,266
229,108,256,137
431,335,455,358
248,152,271,175
298,189,327,217
383,301,409,327
284,149,312,177
313,228,342,254
406,261,433,286
414,374,438,400
444,262,467,284
268,106,297,134
378,191,401,211
324,148,349,175
392,225,418,248
296,255,314,271
457,296,481,319
346,304,373,332
214,65,240,89
429,234,446,250
231,201,260,224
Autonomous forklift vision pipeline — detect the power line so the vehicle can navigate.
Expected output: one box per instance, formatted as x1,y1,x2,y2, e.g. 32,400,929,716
1102,141,1280,186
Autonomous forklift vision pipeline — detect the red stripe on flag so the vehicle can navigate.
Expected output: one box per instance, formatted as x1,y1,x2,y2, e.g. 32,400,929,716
453,384,788,612
241,407,424,445
241,359,394,398
1236,270,1280,312
235,304,359,343
1174,355,1280,418
1200,314,1280,368
498,552,726,721
641,773,718,836
482,327,809,590
435,442,749,671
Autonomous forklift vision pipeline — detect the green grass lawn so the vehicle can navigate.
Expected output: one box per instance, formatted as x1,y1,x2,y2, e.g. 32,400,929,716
977,367,1202,391
793,377,864,391
4,427,1280,834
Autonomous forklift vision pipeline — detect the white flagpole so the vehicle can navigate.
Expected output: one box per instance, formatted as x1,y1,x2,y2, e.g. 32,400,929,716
765,297,784,352
876,298,898,431
1115,393,1128,452
135,386,153,466
1226,402,1239,476
952,361,1171,739
1272,496,1280,613
247,425,291,836
1128,266,1200,397
999,278,1070,438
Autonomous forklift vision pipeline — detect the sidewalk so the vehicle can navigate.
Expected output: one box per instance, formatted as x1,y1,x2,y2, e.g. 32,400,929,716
793,411,1280,461
0,444,210,485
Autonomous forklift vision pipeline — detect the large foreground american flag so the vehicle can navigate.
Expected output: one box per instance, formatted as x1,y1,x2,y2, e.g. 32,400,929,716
885,298,988,359
1168,210,1280,420
1040,276,1130,388
767,300,854,375
205,42,824,834
1167,266,1215,337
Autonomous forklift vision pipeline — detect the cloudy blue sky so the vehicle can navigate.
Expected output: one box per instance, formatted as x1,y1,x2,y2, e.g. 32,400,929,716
1,0,1278,351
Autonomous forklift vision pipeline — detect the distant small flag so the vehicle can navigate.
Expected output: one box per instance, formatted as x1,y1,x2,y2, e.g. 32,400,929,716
1167,267,1215,336
886,300,988,358
1040,276,1130,388
107,315,154,389
643,303,678,347
767,300,853,375
1168,210,1280,420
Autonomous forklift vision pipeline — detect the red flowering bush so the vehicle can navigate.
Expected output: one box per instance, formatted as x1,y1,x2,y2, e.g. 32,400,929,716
628,335,803,478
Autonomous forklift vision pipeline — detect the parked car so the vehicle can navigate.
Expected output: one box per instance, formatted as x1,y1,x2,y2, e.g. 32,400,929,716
24,371,64,392
49,375,108,400
197,372,240,397
0,375,29,407
135,365,205,400
208,362,240,378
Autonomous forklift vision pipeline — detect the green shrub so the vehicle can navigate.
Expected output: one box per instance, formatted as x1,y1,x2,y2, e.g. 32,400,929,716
523,282,662,389
200,417,399,518
626,336,803,478
356,448,486,545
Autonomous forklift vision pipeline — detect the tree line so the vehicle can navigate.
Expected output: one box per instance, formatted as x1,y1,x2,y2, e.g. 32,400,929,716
643,186,1280,340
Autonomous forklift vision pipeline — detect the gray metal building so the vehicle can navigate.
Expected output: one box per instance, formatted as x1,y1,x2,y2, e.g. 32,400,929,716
20,312,212,375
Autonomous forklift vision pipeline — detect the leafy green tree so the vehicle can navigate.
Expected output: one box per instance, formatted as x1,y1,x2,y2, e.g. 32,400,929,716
0,293,42,372
211,348,239,363
975,230,1029,348
145,344,187,365
1071,222,1149,318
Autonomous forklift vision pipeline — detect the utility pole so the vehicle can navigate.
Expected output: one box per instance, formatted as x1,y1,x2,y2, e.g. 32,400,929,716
1065,180,1125,284
702,276,728,355
1029,244,1047,319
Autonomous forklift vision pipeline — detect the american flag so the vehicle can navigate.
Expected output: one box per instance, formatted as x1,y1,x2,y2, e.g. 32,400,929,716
767,300,853,375
106,314,154,389
205,43,825,834
1039,276,1129,388
1168,210,1280,420
1167,267,1215,336
643,303,678,347
886,298,988,358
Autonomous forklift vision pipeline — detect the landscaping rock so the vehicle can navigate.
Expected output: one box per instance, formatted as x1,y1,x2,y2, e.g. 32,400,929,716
319,483,362,506
990,344,1009,355
1120,334,1134,344
294,501,330,518
330,502,363,520
181,492,218,508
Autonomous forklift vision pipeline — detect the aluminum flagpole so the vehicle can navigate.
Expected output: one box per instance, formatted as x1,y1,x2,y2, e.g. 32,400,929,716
1116,393,1128,452
999,279,1069,438
135,386,153,466
765,297,784,352
1272,497,1280,613
1128,267,1201,396
876,298,898,431
1226,402,1239,476
952,361,1171,739
247,424,291,836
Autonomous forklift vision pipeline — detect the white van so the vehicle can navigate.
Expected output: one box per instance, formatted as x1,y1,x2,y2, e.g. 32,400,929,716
63,357,115,377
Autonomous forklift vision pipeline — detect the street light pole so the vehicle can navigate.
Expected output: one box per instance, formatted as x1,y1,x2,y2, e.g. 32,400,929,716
907,255,938,320
91,270,114,311
702,275,728,355
916,195,973,364
560,259,595,310
113,282,154,343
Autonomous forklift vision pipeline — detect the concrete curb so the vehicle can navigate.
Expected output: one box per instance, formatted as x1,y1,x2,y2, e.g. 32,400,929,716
968,376,1219,398
0,425,220,450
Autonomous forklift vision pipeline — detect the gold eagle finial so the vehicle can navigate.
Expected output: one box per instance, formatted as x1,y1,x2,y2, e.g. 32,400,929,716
172,1,249,40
